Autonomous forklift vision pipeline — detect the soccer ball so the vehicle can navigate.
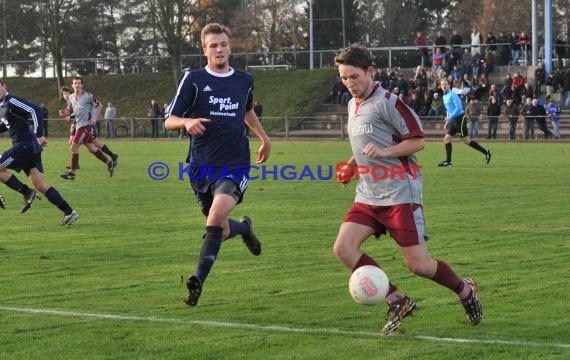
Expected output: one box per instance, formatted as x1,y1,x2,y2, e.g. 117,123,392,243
349,265,389,305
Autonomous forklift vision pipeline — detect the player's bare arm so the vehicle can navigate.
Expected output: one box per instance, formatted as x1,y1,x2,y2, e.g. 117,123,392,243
362,137,425,159
244,110,271,163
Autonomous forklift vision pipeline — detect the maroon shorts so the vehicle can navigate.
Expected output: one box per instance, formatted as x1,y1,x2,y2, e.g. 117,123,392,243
71,126,94,145
343,202,429,247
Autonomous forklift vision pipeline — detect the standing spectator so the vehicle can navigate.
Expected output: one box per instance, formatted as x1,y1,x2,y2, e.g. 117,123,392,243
510,31,521,65
496,31,510,66
434,31,447,54
161,103,170,137
333,43,482,335
554,35,567,66
486,96,501,139
488,84,500,103
521,83,534,104
545,73,558,97
148,99,161,138
432,48,445,76
330,77,345,104
562,70,570,108
511,71,525,105
534,63,546,96
39,102,49,137
505,98,520,140
531,98,552,139
415,31,429,67
518,32,531,65
164,22,271,307
483,48,496,78
545,96,561,139
470,27,482,56
104,102,117,138
485,32,497,55
521,97,535,140
450,29,463,51
466,98,482,139
437,78,491,166
461,48,473,79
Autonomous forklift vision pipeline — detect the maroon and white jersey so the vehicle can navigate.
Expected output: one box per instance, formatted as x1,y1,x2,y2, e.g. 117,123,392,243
346,83,424,206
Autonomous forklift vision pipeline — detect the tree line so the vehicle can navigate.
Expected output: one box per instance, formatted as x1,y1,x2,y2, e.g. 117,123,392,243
2,0,567,90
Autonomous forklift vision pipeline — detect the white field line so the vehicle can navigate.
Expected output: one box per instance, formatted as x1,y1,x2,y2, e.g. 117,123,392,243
0,306,569,350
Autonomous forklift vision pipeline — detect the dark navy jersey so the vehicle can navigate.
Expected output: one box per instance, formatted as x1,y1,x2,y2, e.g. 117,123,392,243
0,92,44,154
166,67,253,168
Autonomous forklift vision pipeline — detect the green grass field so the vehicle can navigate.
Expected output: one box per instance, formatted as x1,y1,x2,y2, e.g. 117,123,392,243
1,139,569,359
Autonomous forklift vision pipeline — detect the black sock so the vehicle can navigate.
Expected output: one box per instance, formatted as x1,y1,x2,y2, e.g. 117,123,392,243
45,187,73,215
195,226,223,284
468,140,487,154
101,145,116,158
445,143,452,162
4,175,31,195
227,218,250,239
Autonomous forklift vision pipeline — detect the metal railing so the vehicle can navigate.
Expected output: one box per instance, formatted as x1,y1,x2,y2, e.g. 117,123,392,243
26,114,570,140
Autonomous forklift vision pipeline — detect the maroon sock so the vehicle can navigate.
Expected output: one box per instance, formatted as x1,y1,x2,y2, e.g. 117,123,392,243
432,259,464,294
71,153,79,171
352,253,380,272
93,149,109,163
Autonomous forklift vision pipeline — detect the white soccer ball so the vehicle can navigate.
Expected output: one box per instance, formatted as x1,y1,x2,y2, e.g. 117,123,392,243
349,265,389,305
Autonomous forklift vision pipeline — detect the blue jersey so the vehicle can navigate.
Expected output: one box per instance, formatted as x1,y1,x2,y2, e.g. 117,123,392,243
443,90,464,123
0,92,44,154
166,67,253,168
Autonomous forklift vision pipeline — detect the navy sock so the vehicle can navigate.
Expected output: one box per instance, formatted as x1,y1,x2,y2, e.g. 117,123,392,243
45,187,73,215
195,226,223,284
4,175,31,195
445,143,452,162
227,218,249,239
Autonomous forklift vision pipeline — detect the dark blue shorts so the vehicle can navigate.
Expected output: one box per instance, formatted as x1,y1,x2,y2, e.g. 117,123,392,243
0,146,43,176
189,167,249,216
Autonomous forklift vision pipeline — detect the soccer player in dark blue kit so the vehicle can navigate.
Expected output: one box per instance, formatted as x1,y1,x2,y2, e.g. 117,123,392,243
0,80,78,225
164,23,271,306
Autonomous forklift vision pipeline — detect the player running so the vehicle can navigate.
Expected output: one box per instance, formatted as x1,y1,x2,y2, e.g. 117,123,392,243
0,80,78,225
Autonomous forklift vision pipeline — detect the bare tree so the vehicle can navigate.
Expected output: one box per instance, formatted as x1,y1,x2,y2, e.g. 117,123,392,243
37,0,78,90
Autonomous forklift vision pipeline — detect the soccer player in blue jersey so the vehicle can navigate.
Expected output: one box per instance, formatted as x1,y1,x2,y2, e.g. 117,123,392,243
0,80,78,225
164,23,271,307
438,78,492,166
333,44,482,335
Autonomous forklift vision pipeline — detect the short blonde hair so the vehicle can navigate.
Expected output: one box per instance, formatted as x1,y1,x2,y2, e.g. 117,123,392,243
201,23,232,45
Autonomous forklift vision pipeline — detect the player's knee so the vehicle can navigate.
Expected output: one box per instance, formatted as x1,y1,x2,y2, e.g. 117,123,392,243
332,239,350,261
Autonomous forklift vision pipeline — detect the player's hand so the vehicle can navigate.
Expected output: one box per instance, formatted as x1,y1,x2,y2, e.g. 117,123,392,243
37,137,48,147
184,118,210,136
336,164,353,188
59,109,70,118
443,122,449,130
361,143,384,159
255,140,271,164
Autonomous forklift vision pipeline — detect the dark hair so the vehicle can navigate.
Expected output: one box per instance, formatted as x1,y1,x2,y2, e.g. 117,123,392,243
73,76,83,84
334,44,373,72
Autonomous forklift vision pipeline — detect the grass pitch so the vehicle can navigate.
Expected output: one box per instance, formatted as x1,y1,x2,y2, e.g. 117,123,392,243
0,139,569,359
